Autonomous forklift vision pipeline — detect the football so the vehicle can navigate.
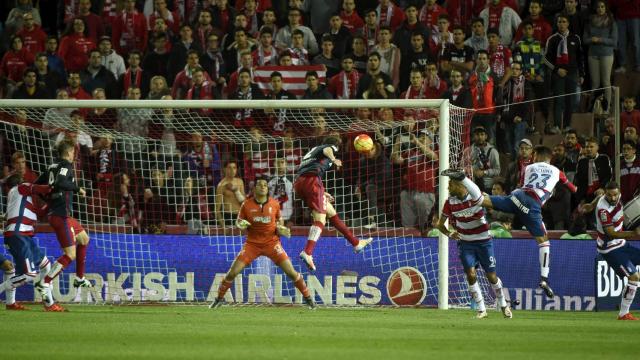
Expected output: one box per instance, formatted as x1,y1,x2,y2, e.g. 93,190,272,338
353,134,374,154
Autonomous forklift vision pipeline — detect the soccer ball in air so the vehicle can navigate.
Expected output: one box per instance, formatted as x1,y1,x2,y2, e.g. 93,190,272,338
353,134,374,154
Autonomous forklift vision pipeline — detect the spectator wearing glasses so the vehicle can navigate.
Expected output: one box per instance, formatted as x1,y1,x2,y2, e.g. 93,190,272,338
274,8,318,55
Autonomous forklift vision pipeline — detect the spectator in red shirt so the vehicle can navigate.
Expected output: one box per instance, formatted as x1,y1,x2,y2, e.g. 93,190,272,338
66,70,92,100
58,17,96,72
77,0,105,44
112,0,148,56
419,0,447,33
148,0,180,36
16,12,47,54
172,50,211,99
423,61,448,98
622,95,640,133
376,0,406,32
340,0,364,34
514,0,552,45
0,35,34,97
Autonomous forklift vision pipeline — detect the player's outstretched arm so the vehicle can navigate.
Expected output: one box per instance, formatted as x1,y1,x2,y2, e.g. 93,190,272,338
461,178,483,201
322,146,340,163
559,171,577,193
604,225,640,240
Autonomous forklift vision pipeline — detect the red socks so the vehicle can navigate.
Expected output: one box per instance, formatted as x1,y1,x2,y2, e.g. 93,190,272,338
76,244,87,278
329,215,359,246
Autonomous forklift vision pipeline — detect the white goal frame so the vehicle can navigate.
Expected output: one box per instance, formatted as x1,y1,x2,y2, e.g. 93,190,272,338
0,98,451,309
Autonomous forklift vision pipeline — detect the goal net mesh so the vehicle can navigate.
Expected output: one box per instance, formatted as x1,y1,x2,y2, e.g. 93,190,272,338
0,100,494,307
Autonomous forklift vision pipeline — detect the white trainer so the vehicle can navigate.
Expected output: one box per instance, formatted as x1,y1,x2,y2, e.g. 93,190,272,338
501,306,513,319
299,251,316,271
354,237,373,253
476,310,488,319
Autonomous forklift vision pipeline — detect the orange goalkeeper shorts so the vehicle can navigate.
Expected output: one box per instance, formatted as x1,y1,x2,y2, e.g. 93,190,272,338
237,240,289,265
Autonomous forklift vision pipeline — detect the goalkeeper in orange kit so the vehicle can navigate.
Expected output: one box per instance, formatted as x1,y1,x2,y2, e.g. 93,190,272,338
210,177,315,309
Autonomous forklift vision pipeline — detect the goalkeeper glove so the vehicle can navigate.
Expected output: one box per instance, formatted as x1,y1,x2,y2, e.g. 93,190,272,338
236,219,251,230
277,225,291,238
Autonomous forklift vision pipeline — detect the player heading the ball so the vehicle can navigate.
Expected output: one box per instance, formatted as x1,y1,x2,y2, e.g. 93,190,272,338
210,177,315,310
294,135,372,271
437,169,512,319
35,139,93,297
481,145,577,298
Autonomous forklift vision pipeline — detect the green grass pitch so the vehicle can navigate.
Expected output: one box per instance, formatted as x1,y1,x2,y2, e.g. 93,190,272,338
4,305,637,359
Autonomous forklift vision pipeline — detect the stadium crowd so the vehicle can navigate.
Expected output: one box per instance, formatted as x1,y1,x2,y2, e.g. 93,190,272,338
1,0,640,236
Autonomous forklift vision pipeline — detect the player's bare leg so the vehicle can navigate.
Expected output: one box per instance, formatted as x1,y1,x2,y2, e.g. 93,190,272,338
618,272,640,320
535,235,554,298
73,231,92,288
210,259,248,309
465,268,487,318
486,272,512,318
278,259,316,309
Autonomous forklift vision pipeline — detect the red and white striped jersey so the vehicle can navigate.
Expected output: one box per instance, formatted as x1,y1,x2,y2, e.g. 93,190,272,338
3,183,49,237
595,196,625,254
442,178,490,241
521,162,576,206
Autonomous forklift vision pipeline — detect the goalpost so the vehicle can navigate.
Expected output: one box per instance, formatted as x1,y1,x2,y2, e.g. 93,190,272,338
0,99,485,308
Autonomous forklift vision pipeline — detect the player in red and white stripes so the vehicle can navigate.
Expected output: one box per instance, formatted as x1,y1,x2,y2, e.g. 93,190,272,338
436,169,512,319
583,181,640,320
1,173,65,311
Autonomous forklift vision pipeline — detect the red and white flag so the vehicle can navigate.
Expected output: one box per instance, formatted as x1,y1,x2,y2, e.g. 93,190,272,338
253,65,326,98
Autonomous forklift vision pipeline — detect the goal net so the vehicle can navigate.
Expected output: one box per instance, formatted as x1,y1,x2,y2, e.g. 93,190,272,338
0,99,491,308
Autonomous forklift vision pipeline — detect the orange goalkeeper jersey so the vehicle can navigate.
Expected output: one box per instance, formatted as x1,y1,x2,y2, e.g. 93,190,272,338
238,197,281,244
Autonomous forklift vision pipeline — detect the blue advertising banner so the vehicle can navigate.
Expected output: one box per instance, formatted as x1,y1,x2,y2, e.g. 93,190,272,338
2,233,639,311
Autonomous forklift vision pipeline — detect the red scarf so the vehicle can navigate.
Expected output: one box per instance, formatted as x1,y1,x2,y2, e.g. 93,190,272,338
123,68,142,95
488,3,505,29
377,4,393,27
188,81,215,100
404,83,425,99
490,45,507,79
289,47,309,65
337,70,360,99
